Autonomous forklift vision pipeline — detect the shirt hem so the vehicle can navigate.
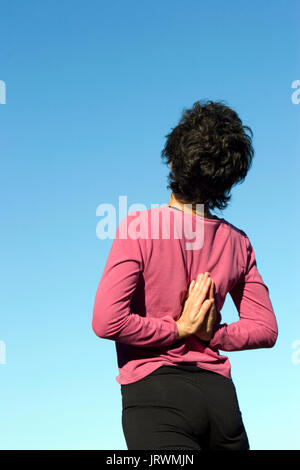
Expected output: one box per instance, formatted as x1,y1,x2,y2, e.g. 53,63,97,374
116,361,232,385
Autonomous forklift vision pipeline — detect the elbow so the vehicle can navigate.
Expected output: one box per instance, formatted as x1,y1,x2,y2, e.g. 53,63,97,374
263,326,278,348
92,317,107,339
92,310,111,339
92,321,116,340
92,311,123,341
92,299,113,339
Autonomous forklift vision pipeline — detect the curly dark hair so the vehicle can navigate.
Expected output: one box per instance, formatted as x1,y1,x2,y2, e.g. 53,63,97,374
160,99,254,211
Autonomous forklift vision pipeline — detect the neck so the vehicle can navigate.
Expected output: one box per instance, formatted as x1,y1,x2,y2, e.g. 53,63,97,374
168,193,214,218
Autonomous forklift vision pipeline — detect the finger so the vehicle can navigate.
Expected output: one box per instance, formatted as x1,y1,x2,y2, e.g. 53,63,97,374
182,279,197,305
189,273,210,304
194,272,209,291
194,275,211,299
195,271,210,282
206,303,217,329
195,299,214,321
194,273,204,285
209,279,214,299
190,274,204,296
191,279,207,302
188,279,195,296
189,282,212,315
194,276,212,303
194,301,213,326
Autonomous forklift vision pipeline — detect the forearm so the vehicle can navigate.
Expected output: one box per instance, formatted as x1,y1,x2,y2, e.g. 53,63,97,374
92,306,179,348
209,235,279,353
208,318,278,351
92,213,180,349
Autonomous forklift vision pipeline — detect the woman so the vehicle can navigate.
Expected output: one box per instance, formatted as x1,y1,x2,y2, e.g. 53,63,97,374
92,100,278,450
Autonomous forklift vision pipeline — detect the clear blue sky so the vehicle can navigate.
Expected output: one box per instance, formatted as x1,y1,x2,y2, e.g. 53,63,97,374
0,0,299,450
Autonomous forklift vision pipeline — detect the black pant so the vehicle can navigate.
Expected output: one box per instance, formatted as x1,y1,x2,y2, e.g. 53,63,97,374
121,363,250,450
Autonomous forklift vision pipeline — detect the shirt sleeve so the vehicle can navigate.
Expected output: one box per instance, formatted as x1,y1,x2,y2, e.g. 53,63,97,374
209,234,278,351
92,213,179,348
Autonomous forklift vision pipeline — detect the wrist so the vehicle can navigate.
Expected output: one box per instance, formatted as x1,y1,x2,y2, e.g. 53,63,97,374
176,320,188,340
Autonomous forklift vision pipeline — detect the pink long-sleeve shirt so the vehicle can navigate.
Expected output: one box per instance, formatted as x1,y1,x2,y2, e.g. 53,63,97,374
92,205,278,384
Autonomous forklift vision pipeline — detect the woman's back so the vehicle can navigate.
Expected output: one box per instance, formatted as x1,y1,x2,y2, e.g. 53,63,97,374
92,204,278,385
